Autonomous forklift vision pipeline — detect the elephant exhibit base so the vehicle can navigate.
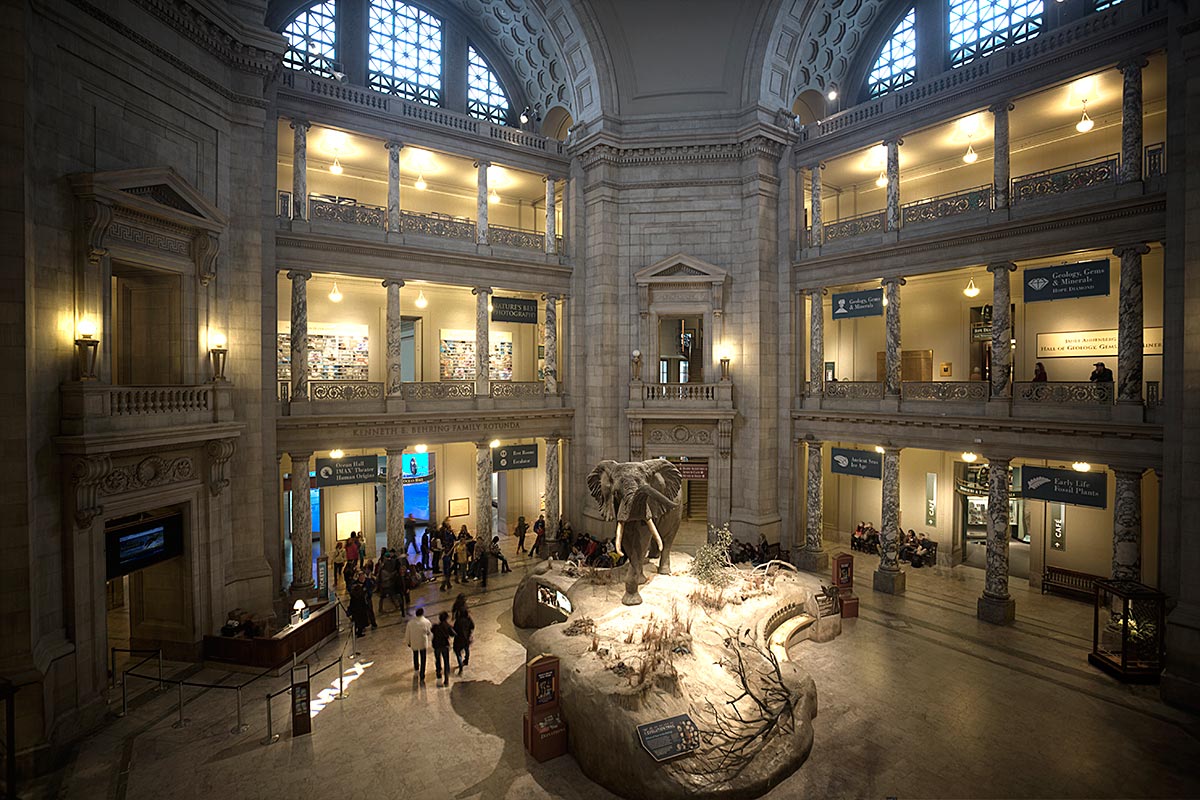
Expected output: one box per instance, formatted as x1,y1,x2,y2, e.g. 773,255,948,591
526,555,840,799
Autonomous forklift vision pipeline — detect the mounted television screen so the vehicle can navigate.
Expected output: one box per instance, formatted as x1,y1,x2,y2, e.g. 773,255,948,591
106,513,184,580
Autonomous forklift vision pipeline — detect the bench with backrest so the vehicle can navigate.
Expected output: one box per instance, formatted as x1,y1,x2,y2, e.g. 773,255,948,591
1042,565,1102,601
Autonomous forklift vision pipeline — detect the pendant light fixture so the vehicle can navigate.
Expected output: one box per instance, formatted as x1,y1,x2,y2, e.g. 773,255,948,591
963,277,981,298
1072,461,1091,472
488,189,500,204
962,136,978,164
875,171,888,188
414,175,427,191
329,281,343,303
961,452,978,463
1076,99,1094,133
415,289,428,308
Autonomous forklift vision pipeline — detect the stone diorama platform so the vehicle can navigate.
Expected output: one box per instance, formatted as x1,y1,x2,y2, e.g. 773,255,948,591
520,556,841,799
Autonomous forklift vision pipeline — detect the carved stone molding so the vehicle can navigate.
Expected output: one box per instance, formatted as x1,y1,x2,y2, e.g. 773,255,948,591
82,199,113,266
629,418,644,460
717,419,733,459
647,425,713,445
100,455,195,496
206,438,237,496
579,136,786,168
193,232,220,286
72,455,112,529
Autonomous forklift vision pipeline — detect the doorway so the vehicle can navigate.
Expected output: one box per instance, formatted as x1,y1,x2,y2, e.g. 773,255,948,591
956,462,1029,578
658,316,705,383
668,457,709,554
110,265,183,385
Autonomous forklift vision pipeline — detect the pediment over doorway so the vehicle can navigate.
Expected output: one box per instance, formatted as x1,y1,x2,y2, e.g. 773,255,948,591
635,253,728,284
635,254,729,315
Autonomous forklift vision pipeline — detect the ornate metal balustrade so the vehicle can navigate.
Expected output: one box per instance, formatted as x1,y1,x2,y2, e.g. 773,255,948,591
823,210,885,242
309,381,384,401
109,386,213,415
900,185,992,226
400,211,476,241
1011,154,1118,202
823,381,885,400
491,381,546,398
1014,381,1114,404
310,198,386,228
401,381,476,400
278,190,292,219
900,381,989,402
1145,142,1165,179
489,224,544,251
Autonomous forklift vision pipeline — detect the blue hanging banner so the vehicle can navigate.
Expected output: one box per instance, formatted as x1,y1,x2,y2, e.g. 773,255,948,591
1021,465,1107,509
830,447,883,479
1023,260,1110,303
830,289,884,319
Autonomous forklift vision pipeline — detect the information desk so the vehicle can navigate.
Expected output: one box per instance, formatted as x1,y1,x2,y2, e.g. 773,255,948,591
204,602,338,672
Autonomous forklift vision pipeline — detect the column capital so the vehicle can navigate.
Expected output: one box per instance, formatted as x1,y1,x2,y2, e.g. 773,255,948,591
809,162,824,172
884,137,904,147
382,278,406,289
1113,243,1151,258
988,101,1015,115
805,438,823,451
882,446,902,456
542,292,567,302
385,446,408,456
986,261,1017,273
289,118,311,132
1117,55,1150,73
288,450,314,463
983,454,1011,467
384,140,404,152
473,160,491,169
286,270,313,282
1111,465,1148,478
542,174,565,184
880,276,907,288
471,286,493,296
804,286,827,297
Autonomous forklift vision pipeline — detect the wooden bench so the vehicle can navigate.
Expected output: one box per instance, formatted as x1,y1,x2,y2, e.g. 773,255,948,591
1042,566,1101,601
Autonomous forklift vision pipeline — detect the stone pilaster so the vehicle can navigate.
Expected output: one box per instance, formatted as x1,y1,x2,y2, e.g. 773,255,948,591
1118,57,1148,184
290,119,310,221
990,102,1013,210
287,270,312,401
289,451,314,591
796,440,827,571
545,437,561,535
383,279,405,398
885,139,901,231
472,286,491,395
978,456,1016,624
385,141,402,233
475,160,490,245
476,441,493,540
386,448,406,553
544,293,559,394
808,288,824,396
809,164,823,245
987,262,1016,399
1113,468,1144,580
544,176,558,255
874,447,905,594
1116,244,1151,404
882,277,905,396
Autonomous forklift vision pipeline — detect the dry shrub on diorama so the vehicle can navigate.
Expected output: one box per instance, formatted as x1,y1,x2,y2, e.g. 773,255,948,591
562,616,596,637
604,602,694,693
690,524,736,589
580,564,615,585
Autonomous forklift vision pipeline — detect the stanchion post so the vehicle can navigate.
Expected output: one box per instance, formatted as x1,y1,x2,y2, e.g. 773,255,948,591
120,670,128,717
157,652,164,690
261,692,278,745
231,686,247,735
171,682,188,729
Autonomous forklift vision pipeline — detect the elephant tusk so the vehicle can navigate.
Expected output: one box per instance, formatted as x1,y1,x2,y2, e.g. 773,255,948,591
615,521,624,556
646,518,664,553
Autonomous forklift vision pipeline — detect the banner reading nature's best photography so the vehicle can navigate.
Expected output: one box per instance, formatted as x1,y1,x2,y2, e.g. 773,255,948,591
1023,259,1110,303
1022,465,1107,509
830,447,883,479
830,289,885,319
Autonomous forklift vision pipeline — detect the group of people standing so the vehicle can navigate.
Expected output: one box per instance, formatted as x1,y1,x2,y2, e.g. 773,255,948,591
403,593,475,685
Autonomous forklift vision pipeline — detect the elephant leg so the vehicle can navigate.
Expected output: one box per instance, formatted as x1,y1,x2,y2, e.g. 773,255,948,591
622,554,643,606
658,548,672,575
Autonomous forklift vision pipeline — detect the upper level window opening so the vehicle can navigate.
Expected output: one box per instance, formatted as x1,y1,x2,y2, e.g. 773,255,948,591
1093,0,1124,9
868,7,917,98
949,0,1044,68
282,0,338,78
467,46,510,124
368,0,443,104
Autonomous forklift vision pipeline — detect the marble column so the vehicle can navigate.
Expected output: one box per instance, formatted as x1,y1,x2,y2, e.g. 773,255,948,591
385,141,403,233
882,277,905,396
544,176,558,255
545,437,561,536
987,262,1016,399
885,139,901,231
1118,57,1148,184
287,270,312,401
796,440,828,571
1113,468,1144,581
290,119,311,221
475,160,490,245
475,442,493,540
544,293,559,394
990,102,1013,210
808,288,824,396
1115,243,1150,404
873,447,905,594
809,165,823,245
978,456,1016,624
386,448,406,553
289,451,314,591
383,279,405,397
472,287,492,395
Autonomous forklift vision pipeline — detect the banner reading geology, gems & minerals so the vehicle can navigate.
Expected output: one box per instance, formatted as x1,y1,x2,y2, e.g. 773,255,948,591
1023,259,1109,303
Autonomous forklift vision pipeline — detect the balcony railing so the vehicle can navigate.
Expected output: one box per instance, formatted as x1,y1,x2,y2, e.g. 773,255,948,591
1011,154,1118,203
310,198,386,227
823,210,885,242
309,381,384,401
822,381,885,400
628,381,733,410
490,381,545,399
900,185,992,226
1014,381,1114,404
401,381,476,400
62,383,232,435
400,210,476,241
490,224,545,251
900,381,989,402
1145,142,1165,180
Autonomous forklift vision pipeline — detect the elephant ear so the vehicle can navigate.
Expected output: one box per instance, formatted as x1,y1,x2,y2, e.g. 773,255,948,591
642,459,683,518
587,460,619,521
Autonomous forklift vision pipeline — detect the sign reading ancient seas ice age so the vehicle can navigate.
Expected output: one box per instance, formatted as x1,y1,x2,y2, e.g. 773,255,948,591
490,296,538,324
1036,327,1163,358
831,288,885,319
1022,466,1107,509
493,443,538,471
830,448,883,479
636,714,701,762
314,455,380,487
1023,259,1110,303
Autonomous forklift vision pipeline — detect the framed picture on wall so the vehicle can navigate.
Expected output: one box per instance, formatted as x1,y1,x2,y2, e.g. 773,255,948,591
448,497,470,518
824,362,836,382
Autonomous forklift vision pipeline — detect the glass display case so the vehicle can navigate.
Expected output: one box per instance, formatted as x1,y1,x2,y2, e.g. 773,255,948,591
1089,579,1166,683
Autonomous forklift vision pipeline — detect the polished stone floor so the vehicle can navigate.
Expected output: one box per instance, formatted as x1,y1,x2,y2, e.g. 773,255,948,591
22,547,1200,800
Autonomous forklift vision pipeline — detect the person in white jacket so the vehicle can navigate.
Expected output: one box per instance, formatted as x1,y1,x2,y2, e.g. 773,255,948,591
406,607,433,682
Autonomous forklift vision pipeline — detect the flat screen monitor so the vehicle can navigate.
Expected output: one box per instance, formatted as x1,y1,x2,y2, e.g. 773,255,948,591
106,513,184,580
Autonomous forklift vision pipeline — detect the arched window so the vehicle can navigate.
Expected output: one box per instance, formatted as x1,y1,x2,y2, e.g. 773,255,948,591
368,0,443,104
1093,0,1124,9
282,1,337,78
949,0,1044,67
867,8,917,98
467,46,510,124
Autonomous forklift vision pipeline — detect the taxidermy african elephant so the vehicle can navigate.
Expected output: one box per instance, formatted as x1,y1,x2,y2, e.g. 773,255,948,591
586,459,683,606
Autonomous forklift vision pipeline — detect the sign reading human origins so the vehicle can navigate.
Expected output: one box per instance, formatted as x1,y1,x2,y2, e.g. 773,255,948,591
1036,327,1163,358
830,289,885,319
1022,466,1107,509
636,714,701,762
1023,259,1110,303
314,455,379,487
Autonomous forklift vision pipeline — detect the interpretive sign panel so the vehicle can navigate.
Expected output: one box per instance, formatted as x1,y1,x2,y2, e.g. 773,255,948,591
675,461,708,481
831,288,884,319
830,447,883,479
1023,259,1109,303
1036,327,1163,358
636,714,701,762
315,456,378,487
925,473,938,527
1022,466,1107,509
291,666,312,737
491,296,538,324
493,444,538,471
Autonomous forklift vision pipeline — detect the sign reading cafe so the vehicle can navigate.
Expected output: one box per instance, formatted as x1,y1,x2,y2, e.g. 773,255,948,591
1023,259,1110,303
1021,465,1107,509
831,289,884,319
830,447,883,479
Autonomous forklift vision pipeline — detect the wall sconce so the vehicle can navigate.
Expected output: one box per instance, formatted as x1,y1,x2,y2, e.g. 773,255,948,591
631,349,643,381
75,318,100,381
209,331,228,382
717,345,732,381
826,87,838,101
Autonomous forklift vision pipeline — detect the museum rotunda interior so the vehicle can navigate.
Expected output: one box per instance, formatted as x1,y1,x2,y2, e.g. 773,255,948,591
4,0,1200,796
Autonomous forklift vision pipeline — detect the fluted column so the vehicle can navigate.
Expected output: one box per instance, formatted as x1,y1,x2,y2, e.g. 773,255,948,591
978,456,1016,624
290,119,311,221
386,448,406,553
544,176,558,255
987,262,1016,399
873,447,905,594
1118,57,1148,184
475,441,493,540
808,288,824,397
544,293,559,394
287,270,312,401
289,451,314,591
472,287,492,395
1115,243,1150,404
545,436,561,535
990,102,1013,210
383,279,405,397
796,440,828,571
809,165,823,245
882,277,905,396
885,139,901,231
385,141,403,233
475,160,490,245
1113,468,1144,580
